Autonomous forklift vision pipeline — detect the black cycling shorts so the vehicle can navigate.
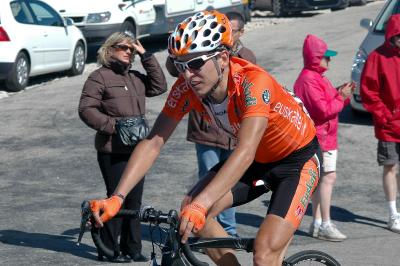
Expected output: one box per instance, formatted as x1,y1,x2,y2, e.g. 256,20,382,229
210,136,322,228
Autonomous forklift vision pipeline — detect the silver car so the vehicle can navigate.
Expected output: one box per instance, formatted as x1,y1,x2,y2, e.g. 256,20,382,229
350,0,400,112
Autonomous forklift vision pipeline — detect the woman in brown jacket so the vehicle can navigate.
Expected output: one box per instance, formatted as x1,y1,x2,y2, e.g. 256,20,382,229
78,32,167,262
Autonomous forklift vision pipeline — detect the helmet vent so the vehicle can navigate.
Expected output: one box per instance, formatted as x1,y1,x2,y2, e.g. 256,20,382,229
183,34,189,45
190,43,197,50
192,30,198,41
178,28,184,37
207,15,216,19
176,40,181,50
212,33,220,41
189,21,196,30
203,29,211,37
202,40,211,47
210,21,218,29
219,26,226,33
199,19,207,27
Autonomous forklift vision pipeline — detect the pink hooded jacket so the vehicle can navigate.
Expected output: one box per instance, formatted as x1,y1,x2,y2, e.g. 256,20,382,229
360,14,400,142
294,34,349,151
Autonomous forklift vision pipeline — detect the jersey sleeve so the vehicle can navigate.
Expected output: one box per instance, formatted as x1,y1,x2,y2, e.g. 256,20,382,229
161,78,194,121
240,71,277,119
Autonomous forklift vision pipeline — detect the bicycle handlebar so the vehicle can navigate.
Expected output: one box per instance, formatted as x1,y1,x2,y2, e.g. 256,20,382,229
78,200,208,266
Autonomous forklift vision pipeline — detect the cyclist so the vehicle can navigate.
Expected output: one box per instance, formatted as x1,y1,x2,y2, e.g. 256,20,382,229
90,11,321,266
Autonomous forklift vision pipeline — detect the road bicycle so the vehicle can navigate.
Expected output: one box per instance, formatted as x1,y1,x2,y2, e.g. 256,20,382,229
77,200,341,266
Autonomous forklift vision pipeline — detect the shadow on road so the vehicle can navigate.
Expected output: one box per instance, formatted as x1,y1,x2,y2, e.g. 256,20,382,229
0,230,97,260
0,223,168,262
237,202,386,234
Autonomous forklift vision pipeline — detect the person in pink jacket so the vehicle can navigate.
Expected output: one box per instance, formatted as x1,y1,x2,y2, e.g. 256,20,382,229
360,14,400,234
294,34,354,241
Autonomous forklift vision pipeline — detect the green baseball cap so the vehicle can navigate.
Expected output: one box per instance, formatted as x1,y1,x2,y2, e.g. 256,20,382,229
324,49,338,57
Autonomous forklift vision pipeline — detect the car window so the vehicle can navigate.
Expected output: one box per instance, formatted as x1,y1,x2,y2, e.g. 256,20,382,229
28,0,64,27
10,1,35,24
374,0,400,33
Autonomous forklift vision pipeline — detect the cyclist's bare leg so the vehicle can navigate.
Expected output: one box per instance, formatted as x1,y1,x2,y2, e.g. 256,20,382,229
187,173,240,265
253,214,296,266
200,218,240,266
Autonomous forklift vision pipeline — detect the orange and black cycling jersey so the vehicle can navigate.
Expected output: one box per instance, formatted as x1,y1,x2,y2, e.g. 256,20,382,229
162,57,316,163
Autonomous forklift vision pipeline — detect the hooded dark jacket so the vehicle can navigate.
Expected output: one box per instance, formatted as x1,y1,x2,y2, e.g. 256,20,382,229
360,14,400,142
78,54,167,153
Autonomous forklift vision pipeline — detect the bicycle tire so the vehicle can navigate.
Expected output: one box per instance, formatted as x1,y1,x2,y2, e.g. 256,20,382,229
90,209,141,260
285,250,341,266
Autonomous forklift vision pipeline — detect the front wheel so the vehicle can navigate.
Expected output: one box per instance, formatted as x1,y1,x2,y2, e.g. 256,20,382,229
121,21,136,39
285,250,341,266
272,0,287,17
69,41,85,76
331,0,349,11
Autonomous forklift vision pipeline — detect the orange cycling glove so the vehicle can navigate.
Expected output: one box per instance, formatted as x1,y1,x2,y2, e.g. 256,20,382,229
180,202,207,231
90,195,122,223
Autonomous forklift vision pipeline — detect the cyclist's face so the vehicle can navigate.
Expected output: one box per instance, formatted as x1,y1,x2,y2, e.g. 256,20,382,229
176,51,229,98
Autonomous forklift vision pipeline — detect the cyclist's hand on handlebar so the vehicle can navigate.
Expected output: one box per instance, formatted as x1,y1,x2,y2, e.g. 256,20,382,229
180,194,193,211
179,202,207,243
90,195,123,227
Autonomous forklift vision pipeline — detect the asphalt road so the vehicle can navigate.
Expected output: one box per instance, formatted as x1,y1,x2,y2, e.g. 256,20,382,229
1,1,399,265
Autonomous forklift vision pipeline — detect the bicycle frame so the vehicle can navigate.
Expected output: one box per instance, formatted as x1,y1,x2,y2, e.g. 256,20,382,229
77,201,340,266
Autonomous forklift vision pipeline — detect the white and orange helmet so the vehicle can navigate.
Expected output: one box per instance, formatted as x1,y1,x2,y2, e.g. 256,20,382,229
168,10,233,57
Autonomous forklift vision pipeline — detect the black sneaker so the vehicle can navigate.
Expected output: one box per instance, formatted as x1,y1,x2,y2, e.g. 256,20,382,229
126,253,149,262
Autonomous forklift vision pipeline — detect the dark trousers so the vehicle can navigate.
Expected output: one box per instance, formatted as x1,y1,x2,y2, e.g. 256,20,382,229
97,152,145,256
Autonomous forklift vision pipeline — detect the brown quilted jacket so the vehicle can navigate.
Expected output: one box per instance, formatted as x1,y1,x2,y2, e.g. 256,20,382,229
79,54,167,153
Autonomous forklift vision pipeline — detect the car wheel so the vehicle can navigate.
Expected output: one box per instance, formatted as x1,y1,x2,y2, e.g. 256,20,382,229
272,0,287,17
5,52,30,92
355,0,367,6
69,42,85,76
331,0,349,11
121,21,136,39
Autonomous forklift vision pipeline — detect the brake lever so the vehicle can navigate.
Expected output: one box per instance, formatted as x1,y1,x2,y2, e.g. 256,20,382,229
77,200,91,245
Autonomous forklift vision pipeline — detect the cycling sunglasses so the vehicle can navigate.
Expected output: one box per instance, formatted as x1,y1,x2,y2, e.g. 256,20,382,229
112,43,135,54
174,52,221,73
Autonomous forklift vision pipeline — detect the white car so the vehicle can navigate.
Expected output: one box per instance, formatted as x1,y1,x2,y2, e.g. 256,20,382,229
350,0,400,112
0,0,87,92
43,0,156,49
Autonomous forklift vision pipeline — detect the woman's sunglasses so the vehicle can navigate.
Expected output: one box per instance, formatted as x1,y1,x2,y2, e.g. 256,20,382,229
112,44,135,54
174,52,221,73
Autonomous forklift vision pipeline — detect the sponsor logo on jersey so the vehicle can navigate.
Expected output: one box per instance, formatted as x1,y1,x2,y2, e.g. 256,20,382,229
273,102,306,132
167,82,191,109
262,89,270,104
295,205,305,219
242,78,256,107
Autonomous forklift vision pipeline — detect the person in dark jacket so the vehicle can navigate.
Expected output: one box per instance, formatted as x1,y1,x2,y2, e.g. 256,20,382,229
165,13,256,237
78,32,167,262
360,14,400,234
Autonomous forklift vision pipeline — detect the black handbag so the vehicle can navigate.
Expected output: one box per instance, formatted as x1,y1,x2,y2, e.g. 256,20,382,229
116,115,149,146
